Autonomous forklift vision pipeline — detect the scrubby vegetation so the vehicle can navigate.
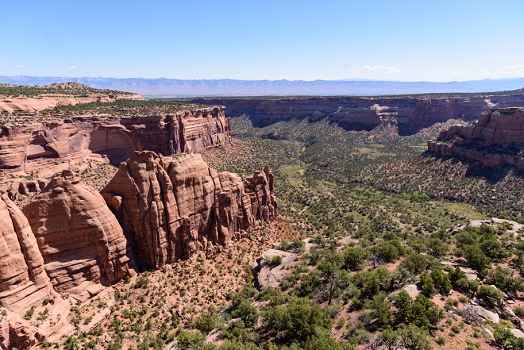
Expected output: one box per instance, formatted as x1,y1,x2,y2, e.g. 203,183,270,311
0,82,133,98
41,99,209,118
194,112,524,349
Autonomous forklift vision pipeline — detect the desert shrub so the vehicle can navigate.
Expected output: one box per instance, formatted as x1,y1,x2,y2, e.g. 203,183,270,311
430,269,452,294
231,299,259,328
269,255,282,267
375,241,399,263
515,306,524,318
342,246,368,271
398,324,432,350
177,331,206,349
419,273,436,297
303,335,355,350
462,245,490,274
480,239,509,261
486,266,524,293
392,291,444,329
478,285,504,308
194,309,217,334
263,298,333,341
426,237,449,257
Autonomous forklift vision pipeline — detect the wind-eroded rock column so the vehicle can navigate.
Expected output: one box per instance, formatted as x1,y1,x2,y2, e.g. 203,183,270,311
101,151,277,269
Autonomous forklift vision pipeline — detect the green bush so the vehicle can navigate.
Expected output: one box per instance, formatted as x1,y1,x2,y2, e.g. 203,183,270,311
478,285,504,308
263,298,333,341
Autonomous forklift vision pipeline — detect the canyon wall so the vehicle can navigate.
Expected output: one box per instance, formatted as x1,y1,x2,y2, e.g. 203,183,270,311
0,195,56,313
0,195,58,349
192,92,524,134
428,107,524,169
0,106,230,170
101,151,277,269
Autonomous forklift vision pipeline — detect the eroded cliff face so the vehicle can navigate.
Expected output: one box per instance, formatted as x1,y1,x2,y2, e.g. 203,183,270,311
0,195,59,350
101,151,277,269
0,106,230,170
193,93,524,134
0,93,142,114
428,107,524,169
22,171,135,300
0,195,56,313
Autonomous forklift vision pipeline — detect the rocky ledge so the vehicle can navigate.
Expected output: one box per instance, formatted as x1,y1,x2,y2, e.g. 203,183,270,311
428,107,524,169
193,91,524,134
0,106,230,170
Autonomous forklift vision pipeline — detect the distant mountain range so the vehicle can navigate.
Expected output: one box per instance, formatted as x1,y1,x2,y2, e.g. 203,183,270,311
1,75,524,97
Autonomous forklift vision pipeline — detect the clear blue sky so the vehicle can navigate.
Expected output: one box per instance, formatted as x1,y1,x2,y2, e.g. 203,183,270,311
1,0,523,82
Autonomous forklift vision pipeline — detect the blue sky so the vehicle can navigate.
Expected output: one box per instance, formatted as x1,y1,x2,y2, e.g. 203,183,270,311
1,0,523,81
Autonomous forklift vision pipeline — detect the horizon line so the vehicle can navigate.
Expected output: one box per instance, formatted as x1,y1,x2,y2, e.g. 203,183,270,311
2,74,524,84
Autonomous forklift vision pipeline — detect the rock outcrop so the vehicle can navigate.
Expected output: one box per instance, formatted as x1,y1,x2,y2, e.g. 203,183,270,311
22,170,135,300
428,107,524,169
253,249,298,289
0,106,230,170
0,92,142,114
101,151,277,268
194,92,524,134
0,311,44,350
0,195,55,313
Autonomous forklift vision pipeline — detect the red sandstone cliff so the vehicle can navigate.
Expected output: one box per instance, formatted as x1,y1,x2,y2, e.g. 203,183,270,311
0,106,230,170
22,171,135,300
428,107,524,169
0,195,58,349
0,195,56,313
101,151,277,268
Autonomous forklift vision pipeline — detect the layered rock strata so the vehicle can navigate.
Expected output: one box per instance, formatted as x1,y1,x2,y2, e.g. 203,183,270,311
0,195,55,313
0,106,230,169
428,107,524,169
194,92,524,133
22,171,135,299
0,92,142,114
101,151,277,268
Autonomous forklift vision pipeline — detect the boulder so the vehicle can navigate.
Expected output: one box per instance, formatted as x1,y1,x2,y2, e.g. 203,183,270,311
253,249,298,289
458,266,478,280
511,329,524,339
402,284,421,298
472,305,500,323
501,305,516,319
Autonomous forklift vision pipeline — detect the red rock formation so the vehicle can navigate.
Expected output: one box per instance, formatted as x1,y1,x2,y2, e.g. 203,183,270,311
22,171,135,300
0,195,55,313
428,107,524,169
101,151,277,268
0,106,230,170
193,92,524,133
0,311,44,350
0,93,142,114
